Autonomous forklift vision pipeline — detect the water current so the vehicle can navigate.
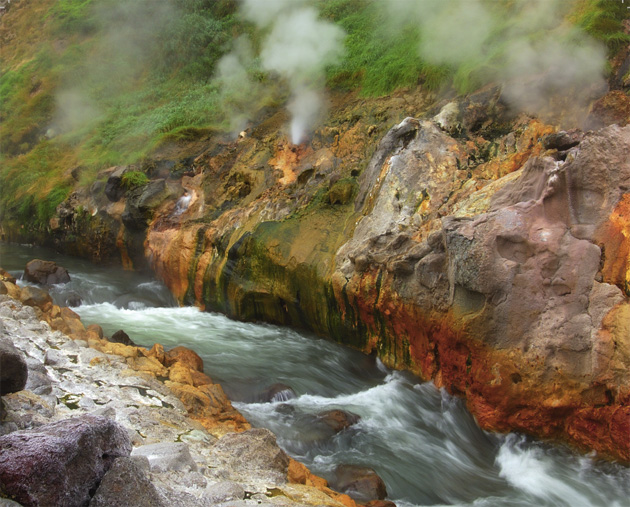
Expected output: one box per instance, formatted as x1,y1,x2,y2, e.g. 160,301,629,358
1,242,628,506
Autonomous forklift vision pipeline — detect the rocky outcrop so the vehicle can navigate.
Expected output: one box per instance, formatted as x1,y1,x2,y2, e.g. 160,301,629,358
0,415,132,506
0,279,357,507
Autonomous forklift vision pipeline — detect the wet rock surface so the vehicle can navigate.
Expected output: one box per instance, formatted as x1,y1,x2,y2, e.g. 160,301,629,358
0,286,356,507
330,465,388,504
23,259,70,285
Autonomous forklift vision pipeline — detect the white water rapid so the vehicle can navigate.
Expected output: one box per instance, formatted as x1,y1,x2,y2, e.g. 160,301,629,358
2,242,628,506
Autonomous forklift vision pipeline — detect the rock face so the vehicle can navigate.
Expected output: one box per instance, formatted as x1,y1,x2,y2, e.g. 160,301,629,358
4,83,629,462
0,337,28,395
24,259,71,285
0,414,132,506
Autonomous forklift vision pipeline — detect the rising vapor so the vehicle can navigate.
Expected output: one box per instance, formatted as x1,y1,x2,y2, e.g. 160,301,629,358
380,0,607,119
238,0,345,144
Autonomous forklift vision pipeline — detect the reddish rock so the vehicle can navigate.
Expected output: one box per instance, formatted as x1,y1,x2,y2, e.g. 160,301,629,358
164,345,204,372
317,409,361,432
23,259,70,285
330,465,388,504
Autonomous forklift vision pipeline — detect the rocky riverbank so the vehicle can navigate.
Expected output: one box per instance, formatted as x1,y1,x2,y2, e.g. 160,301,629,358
0,273,362,507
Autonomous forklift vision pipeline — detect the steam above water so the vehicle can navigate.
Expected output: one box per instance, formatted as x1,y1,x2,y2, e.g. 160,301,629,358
222,0,345,144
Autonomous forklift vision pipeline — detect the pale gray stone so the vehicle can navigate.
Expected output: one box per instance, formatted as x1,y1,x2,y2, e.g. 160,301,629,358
132,442,198,473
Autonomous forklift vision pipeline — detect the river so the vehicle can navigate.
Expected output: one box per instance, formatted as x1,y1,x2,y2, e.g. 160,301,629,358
1,242,628,507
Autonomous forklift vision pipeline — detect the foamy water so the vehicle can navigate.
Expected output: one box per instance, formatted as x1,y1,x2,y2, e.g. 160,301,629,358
2,241,629,506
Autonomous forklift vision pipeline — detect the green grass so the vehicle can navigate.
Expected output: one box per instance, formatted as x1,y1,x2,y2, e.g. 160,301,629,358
121,171,149,189
1,0,627,232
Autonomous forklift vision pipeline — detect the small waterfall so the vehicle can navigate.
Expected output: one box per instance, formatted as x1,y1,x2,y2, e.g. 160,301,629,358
173,192,192,216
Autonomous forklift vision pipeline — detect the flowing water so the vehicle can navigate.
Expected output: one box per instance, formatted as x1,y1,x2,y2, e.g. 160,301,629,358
1,242,629,506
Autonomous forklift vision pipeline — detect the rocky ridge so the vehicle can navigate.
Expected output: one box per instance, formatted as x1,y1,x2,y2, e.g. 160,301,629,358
0,277,358,507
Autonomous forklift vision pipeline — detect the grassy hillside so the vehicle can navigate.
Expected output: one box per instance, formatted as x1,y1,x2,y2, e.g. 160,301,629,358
0,0,627,232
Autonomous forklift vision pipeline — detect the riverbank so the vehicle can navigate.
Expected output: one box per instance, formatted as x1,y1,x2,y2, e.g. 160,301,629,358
0,272,358,507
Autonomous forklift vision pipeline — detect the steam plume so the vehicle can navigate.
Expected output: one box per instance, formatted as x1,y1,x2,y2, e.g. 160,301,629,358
239,0,345,144
380,0,607,119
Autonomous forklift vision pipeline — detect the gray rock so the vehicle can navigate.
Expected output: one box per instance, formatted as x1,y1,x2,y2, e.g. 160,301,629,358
0,499,24,506
210,428,290,484
0,414,132,507
23,259,70,285
24,359,53,395
203,481,246,503
0,336,28,395
89,457,167,507
131,442,197,473
104,166,130,202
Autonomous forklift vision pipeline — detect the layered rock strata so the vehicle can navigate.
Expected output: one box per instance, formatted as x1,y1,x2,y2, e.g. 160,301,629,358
0,281,357,507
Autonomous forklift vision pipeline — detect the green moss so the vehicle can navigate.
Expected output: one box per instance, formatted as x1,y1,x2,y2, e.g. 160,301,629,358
120,170,149,189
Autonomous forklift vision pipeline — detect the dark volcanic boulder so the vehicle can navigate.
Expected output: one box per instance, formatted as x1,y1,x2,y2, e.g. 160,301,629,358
89,457,166,507
121,179,172,231
330,465,388,504
0,414,132,507
23,259,70,285
0,337,28,396
104,166,129,202
110,329,135,347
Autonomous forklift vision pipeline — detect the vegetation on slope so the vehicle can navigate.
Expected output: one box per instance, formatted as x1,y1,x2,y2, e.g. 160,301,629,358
0,0,627,234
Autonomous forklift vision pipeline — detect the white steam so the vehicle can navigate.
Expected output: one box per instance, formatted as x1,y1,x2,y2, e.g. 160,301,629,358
380,0,607,118
216,36,266,134
234,0,345,144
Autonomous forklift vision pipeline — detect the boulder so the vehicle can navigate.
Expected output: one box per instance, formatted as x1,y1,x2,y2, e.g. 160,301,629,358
23,259,70,285
164,345,204,372
203,481,245,504
542,129,583,151
110,329,136,347
0,336,28,395
104,166,130,202
0,414,132,507
18,285,53,311
131,442,197,473
259,383,297,403
317,409,361,432
89,457,167,507
122,179,172,231
330,465,388,504
0,269,16,284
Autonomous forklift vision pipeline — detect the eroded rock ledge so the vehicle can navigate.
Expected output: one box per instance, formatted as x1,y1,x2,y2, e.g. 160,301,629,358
0,279,356,507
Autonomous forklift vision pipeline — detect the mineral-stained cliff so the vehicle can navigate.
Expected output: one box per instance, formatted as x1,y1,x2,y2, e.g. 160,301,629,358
3,87,629,462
